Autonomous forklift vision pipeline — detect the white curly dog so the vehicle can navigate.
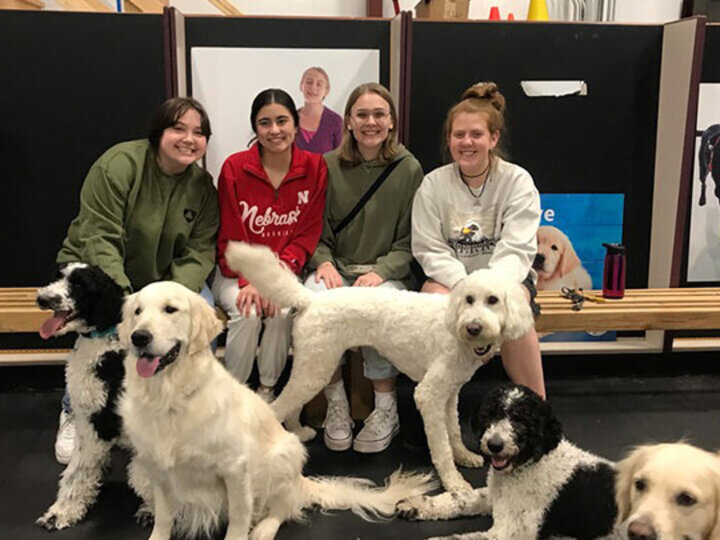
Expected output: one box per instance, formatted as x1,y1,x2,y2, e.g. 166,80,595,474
225,242,535,493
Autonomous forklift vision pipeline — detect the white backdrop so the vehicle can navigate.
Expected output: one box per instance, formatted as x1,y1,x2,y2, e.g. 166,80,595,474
687,83,720,282
191,47,380,180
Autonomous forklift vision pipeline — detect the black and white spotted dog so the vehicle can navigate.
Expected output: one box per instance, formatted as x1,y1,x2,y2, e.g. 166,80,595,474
35,263,127,531
698,124,720,210
401,384,620,540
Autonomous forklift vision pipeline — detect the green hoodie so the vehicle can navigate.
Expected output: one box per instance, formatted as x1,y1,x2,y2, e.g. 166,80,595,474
57,139,219,293
310,144,423,285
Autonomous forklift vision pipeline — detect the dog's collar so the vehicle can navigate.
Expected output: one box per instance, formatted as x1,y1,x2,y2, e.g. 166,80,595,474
83,326,118,340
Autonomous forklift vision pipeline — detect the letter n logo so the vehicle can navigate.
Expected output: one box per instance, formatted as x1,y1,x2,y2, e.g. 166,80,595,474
297,190,309,205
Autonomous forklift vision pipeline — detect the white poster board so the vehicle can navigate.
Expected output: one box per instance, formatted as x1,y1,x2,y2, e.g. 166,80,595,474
191,47,380,180
687,83,720,282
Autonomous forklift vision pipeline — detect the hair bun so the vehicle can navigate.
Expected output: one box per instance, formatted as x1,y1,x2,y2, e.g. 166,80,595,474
461,82,505,114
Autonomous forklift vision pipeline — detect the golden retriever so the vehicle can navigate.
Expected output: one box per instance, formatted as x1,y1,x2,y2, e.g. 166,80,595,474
118,281,435,540
533,225,592,291
616,442,720,540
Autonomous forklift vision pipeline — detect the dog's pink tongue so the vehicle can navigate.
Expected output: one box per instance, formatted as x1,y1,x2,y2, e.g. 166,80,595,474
39,313,68,340
492,457,508,468
136,356,161,378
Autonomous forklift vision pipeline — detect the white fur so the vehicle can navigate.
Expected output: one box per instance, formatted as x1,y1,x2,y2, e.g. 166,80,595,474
225,241,534,493
616,443,720,540
37,337,124,530
119,281,436,540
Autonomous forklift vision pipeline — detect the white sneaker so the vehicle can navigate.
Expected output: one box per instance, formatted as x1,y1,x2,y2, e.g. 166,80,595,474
55,410,76,465
323,400,354,451
256,386,275,404
353,407,399,453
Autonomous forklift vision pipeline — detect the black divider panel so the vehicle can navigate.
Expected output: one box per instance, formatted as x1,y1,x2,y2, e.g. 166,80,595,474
409,21,662,288
184,17,392,93
701,24,720,83
0,11,165,287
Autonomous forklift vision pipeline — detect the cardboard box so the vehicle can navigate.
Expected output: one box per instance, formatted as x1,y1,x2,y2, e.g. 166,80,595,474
415,0,470,20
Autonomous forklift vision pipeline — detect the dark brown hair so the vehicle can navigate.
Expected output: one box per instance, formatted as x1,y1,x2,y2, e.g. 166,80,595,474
148,96,212,151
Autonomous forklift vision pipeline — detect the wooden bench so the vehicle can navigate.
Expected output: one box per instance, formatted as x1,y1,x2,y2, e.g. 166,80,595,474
4,286,720,420
535,287,720,333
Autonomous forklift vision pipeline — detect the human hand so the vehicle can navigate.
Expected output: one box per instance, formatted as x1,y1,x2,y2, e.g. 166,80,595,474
315,261,343,289
235,284,264,318
352,271,384,287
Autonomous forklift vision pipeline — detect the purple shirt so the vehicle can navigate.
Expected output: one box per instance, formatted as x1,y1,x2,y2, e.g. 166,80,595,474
296,106,343,155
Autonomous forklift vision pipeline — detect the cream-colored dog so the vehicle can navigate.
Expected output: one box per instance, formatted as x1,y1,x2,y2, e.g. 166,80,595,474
534,225,592,291
616,442,720,540
118,281,435,540
225,241,534,494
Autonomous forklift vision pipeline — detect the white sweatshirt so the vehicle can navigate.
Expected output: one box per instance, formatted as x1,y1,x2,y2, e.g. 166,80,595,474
411,159,540,288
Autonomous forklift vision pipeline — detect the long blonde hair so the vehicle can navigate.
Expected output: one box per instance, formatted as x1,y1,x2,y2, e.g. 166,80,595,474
338,82,401,166
444,81,507,163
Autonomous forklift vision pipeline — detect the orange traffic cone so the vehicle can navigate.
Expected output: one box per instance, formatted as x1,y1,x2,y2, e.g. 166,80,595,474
527,0,549,20
508,12,515,20
489,6,500,20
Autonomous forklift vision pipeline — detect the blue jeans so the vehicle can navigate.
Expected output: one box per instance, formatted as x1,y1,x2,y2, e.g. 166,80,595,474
62,283,215,414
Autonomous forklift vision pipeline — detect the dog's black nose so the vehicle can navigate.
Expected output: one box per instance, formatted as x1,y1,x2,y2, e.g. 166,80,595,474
37,294,60,310
628,519,657,540
131,330,153,348
466,323,482,337
487,435,504,454
533,253,545,269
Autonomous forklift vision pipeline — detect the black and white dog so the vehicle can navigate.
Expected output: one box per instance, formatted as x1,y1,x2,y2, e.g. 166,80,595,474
698,124,720,210
401,384,620,539
35,263,127,531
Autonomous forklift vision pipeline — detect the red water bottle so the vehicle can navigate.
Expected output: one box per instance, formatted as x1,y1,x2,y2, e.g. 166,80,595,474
602,243,626,299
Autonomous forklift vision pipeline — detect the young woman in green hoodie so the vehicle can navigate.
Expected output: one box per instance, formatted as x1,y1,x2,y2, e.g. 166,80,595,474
306,82,424,454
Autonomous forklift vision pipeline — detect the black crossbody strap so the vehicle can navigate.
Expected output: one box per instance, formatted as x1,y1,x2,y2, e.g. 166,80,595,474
332,157,405,235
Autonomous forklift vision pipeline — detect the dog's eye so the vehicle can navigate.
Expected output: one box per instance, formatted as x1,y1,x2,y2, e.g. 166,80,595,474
466,295,475,305
487,295,499,305
676,491,697,507
551,244,558,251
164,305,178,314
634,478,646,492
134,307,141,316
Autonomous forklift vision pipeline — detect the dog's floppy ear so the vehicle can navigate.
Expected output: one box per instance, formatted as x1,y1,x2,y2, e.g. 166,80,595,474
557,231,582,278
188,292,224,356
615,445,651,524
708,453,720,540
444,277,467,333
501,282,534,341
118,292,139,347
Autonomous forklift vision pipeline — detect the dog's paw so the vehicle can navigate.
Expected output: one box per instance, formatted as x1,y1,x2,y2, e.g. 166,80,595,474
36,511,71,531
294,426,317,442
444,476,473,494
454,449,485,468
396,497,423,520
135,507,154,528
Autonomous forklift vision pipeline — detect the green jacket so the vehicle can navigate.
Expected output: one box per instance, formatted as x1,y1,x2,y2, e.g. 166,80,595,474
310,145,423,284
57,139,219,293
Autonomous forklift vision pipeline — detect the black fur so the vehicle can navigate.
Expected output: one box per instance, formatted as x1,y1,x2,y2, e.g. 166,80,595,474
698,124,720,207
539,461,618,539
90,349,126,442
67,265,124,333
472,384,563,466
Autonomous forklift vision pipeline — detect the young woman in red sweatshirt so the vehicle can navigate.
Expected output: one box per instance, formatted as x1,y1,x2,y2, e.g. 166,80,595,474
212,89,327,401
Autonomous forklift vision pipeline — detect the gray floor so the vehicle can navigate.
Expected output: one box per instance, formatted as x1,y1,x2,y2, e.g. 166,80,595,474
2,354,720,539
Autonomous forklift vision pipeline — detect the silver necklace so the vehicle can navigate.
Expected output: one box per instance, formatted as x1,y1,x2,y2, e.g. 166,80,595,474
461,172,490,206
